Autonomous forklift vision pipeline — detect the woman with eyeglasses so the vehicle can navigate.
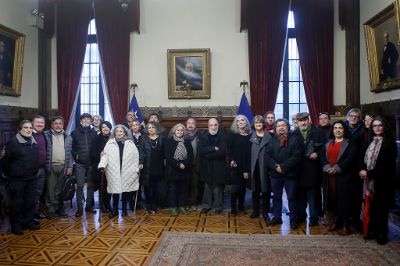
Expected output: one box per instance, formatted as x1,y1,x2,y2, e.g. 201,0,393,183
359,117,397,245
143,122,165,213
321,120,357,235
164,124,193,215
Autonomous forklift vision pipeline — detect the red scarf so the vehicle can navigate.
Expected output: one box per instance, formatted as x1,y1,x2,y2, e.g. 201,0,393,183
278,134,288,147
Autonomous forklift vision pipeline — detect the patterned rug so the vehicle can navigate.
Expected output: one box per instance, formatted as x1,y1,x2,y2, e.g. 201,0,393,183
147,232,400,265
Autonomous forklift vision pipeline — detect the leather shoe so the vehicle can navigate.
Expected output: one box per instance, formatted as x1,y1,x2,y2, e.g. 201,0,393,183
376,234,388,245
57,209,68,218
11,227,24,235
249,212,260,219
200,208,211,213
121,209,128,217
309,221,319,227
269,217,283,225
22,223,40,230
85,208,96,214
338,226,350,236
75,209,83,217
290,222,299,229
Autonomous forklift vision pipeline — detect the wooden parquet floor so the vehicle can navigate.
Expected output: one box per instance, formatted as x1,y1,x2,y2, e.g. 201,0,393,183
1,207,399,266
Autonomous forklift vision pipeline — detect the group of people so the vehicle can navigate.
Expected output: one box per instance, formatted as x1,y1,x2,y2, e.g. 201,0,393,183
0,108,397,246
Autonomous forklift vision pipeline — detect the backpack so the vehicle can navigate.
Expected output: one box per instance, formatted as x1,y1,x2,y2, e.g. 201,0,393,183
62,176,76,205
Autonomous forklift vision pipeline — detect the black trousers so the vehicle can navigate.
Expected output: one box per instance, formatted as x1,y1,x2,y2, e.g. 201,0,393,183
252,171,270,214
168,180,188,209
8,178,37,230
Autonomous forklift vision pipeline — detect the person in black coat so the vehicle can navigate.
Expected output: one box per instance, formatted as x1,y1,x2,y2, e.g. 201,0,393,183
294,112,325,226
198,118,227,214
1,120,39,235
90,121,112,212
130,120,151,211
71,113,97,217
144,122,164,213
381,32,399,81
265,119,303,229
227,115,252,215
321,120,357,235
359,117,397,245
249,115,272,219
164,124,193,215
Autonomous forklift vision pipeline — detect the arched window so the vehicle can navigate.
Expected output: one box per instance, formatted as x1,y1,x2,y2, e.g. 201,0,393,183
74,19,113,126
274,11,309,120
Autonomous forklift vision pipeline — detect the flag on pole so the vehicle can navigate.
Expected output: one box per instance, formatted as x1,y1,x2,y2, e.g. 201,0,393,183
128,95,145,126
237,92,254,123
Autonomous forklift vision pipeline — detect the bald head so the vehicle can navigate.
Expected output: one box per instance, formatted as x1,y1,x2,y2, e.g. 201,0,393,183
208,118,219,135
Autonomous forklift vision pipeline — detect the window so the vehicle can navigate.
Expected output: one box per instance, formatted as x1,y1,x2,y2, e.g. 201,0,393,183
274,11,308,121
74,19,113,127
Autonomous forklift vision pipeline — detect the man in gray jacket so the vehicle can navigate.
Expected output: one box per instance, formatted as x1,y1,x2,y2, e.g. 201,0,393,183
44,116,73,219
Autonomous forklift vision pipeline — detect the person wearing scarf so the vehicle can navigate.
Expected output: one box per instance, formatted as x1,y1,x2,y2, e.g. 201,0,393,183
98,125,139,218
359,117,397,245
1,120,39,235
165,124,193,216
265,118,303,229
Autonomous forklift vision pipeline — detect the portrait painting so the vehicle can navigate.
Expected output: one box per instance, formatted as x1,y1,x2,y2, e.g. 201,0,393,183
364,1,400,92
167,49,210,99
0,24,25,97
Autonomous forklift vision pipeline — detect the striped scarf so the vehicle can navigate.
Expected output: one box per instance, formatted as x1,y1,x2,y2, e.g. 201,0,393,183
173,135,187,161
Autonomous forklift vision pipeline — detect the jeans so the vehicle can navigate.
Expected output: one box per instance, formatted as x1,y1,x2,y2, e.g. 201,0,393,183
75,163,94,209
271,176,297,224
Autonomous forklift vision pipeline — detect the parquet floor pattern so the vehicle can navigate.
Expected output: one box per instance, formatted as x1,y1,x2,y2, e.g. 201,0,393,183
0,208,398,265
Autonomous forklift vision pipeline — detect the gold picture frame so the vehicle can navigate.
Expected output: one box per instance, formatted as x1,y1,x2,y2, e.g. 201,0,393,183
0,24,25,97
364,2,400,92
167,48,211,99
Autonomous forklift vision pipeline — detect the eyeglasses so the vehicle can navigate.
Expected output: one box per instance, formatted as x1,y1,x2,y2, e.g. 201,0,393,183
348,114,360,118
147,126,155,129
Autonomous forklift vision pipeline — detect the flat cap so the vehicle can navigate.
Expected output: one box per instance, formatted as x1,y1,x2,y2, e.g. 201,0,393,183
296,112,310,120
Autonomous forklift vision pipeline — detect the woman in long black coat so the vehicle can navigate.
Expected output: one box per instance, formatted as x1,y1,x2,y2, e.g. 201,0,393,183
90,121,112,212
359,117,397,245
227,115,252,215
321,120,357,235
249,115,271,219
164,124,193,215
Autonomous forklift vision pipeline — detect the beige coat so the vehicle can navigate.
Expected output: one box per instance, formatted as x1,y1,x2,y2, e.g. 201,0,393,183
98,138,139,194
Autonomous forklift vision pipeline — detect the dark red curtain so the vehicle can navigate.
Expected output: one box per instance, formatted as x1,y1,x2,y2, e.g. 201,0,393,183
242,0,290,115
94,0,140,124
56,0,91,123
292,0,334,123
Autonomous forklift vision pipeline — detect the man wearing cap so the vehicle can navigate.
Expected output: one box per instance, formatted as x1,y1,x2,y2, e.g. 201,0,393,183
71,113,97,217
293,112,325,227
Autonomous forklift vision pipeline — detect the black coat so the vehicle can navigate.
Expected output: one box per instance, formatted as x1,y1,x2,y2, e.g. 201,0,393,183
227,132,251,185
265,133,303,178
71,125,97,166
197,130,227,185
321,139,357,218
1,133,39,180
360,139,397,208
250,131,272,192
164,138,193,182
293,125,325,187
90,134,110,165
134,134,152,184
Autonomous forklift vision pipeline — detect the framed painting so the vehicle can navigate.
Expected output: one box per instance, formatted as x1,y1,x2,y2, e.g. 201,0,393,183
0,24,25,97
167,48,211,99
364,2,400,92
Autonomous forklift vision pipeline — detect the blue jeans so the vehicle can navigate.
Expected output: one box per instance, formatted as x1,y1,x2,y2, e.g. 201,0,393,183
271,176,297,224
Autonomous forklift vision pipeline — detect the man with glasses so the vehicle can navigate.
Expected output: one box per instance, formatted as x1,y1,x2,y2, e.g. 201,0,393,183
317,112,332,141
345,108,365,233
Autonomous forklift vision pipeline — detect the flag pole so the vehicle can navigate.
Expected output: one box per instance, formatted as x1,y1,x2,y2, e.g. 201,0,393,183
129,83,138,110
240,80,248,94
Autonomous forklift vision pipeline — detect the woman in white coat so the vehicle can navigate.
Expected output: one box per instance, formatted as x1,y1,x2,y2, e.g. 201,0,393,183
98,125,139,218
